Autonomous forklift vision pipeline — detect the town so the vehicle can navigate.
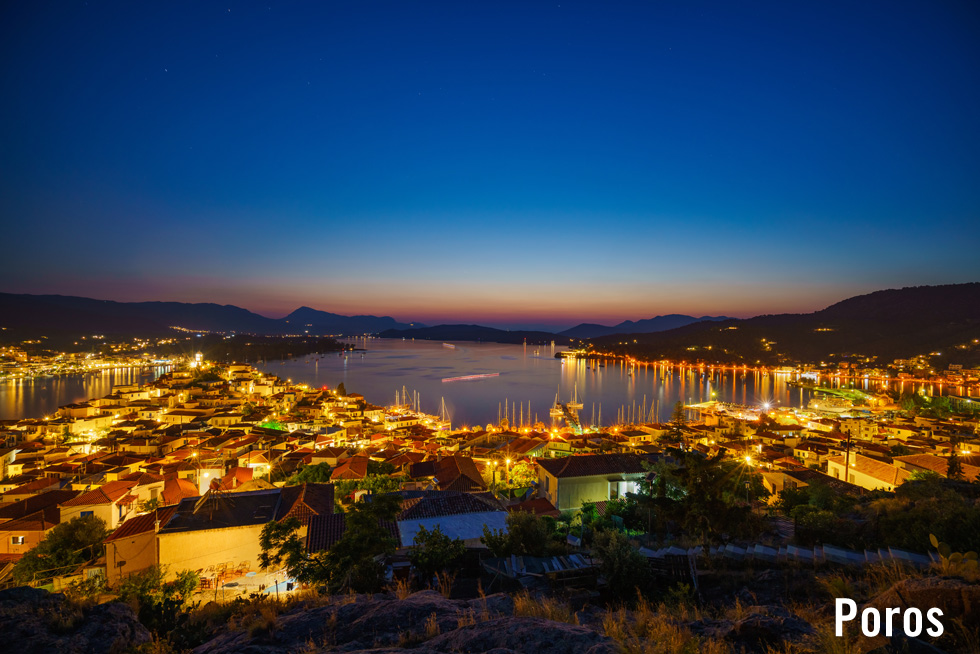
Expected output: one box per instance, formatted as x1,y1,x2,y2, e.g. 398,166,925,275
1,352,977,601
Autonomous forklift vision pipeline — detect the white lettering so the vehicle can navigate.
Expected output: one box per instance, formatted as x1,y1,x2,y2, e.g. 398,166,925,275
885,607,901,637
862,608,880,637
836,598,857,636
926,608,944,637
832,600,944,639
904,608,922,637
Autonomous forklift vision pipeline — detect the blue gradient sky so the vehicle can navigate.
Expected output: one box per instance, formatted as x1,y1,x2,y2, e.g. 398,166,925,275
1,1,978,330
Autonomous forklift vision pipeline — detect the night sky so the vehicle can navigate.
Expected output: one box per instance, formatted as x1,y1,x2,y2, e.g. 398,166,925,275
1,1,978,330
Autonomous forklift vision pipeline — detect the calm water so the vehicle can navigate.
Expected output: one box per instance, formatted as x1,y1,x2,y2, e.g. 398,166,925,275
0,367,171,420
2,340,960,425
251,339,925,428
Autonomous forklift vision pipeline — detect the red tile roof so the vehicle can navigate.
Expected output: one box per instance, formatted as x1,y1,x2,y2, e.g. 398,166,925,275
61,480,137,507
397,492,503,521
0,489,80,521
507,497,560,517
895,453,980,480
410,455,486,492
306,513,399,553
162,478,199,505
217,467,253,491
537,453,647,479
3,477,60,497
331,456,369,480
104,506,178,543
0,507,61,533
275,483,335,525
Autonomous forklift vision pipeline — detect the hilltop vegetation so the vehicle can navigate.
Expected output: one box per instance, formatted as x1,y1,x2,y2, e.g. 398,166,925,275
590,283,980,366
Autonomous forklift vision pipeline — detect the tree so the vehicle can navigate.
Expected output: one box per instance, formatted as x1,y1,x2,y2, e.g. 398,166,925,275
259,517,308,578
13,514,107,585
591,529,650,600
944,432,964,481
117,566,199,637
334,473,402,498
285,462,333,485
889,444,912,457
506,461,538,488
259,494,402,593
322,494,401,592
367,460,396,476
409,525,465,585
481,510,562,557
336,382,347,396
670,401,686,432
138,497,161,513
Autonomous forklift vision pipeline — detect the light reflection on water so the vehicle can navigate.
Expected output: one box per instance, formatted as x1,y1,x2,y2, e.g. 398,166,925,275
254,339,954,428
0,367,171,420
1,340,962,426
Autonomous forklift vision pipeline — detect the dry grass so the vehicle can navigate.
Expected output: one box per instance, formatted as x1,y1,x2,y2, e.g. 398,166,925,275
45,605,86,635
424,612,441,639
762,642,811,654
457,608,477,628
862,560,919,596
435,571,456,598
815,621,862,654
949,618,980,654
245,605,279,640
727,597,746,622
132,637,179,654
392,577,412,600
513,590,579,625
784,599,825,627
819,573,857,600
293,636,322,654
601,597,730,654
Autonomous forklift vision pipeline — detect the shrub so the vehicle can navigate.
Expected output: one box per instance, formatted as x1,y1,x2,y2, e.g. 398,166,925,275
592,529,651,601
409,525,465,585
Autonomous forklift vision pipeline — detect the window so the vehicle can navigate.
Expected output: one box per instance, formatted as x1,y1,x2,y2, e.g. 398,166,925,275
11,536,25,545
80,511,94,518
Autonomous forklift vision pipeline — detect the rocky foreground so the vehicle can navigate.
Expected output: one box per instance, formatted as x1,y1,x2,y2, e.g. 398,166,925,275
1,577,978,654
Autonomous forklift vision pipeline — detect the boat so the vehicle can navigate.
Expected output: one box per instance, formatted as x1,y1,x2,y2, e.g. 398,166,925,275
443,343,456,349
442,373,499,383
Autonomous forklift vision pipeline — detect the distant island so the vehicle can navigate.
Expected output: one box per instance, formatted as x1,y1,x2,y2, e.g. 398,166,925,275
0,293,422,339
378,324,572,345
590,283,980,368
559,314,731,339
3,284,979,368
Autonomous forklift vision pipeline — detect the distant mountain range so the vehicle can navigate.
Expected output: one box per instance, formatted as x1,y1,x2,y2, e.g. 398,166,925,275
559,315,731,339
378,324,571,345
0,294,421,337
591,283,980,367
281,306,423,335
4,284,979,367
